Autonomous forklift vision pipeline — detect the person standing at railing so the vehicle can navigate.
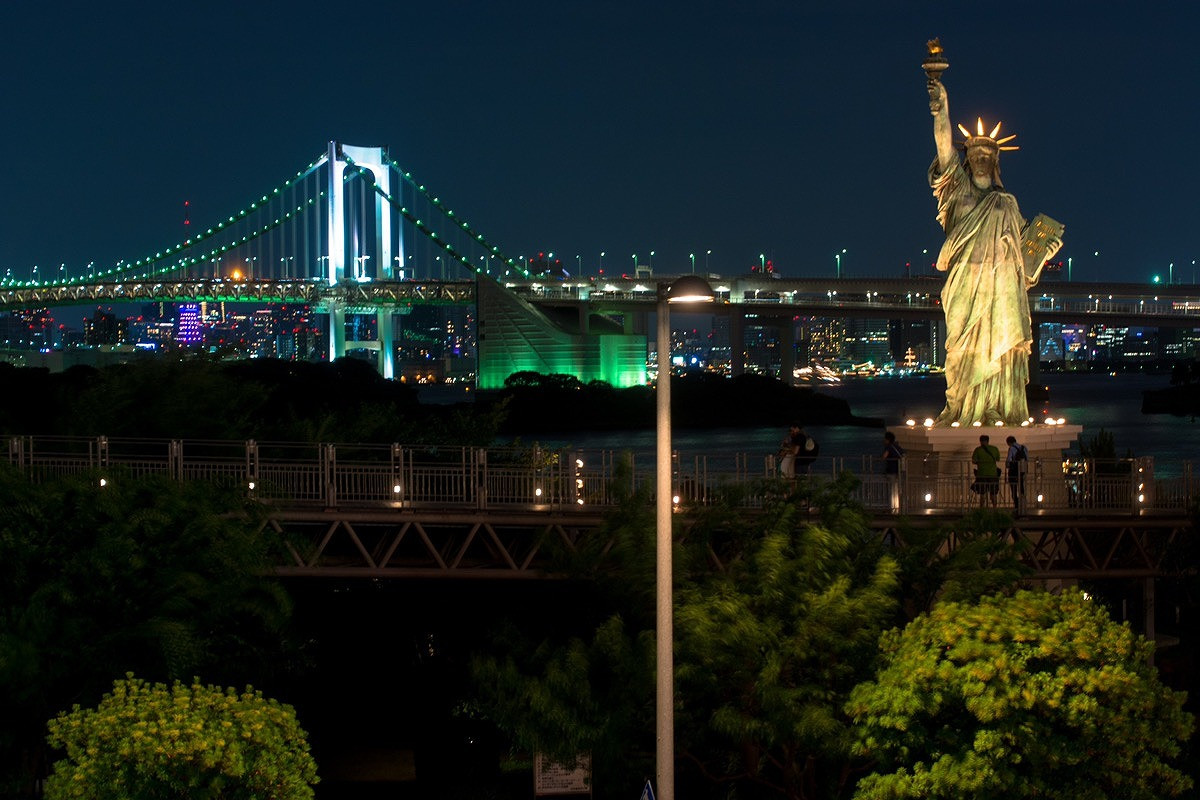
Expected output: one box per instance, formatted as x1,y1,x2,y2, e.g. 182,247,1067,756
971,434,1001,508
777,423,805,479
882,431,904,513
1005,435,1028,515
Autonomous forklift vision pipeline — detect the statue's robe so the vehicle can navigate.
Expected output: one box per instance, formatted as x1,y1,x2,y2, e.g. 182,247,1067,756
930,157,1032,425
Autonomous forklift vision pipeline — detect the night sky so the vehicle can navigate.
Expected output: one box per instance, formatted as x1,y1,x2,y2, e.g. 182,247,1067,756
3,1,1198,286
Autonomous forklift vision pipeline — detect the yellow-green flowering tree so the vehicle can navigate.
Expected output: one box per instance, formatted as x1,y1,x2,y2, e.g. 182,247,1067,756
44,675,318,800
847,590,1194,800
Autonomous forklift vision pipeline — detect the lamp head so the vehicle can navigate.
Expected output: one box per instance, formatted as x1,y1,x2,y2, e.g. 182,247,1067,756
662,274,715,304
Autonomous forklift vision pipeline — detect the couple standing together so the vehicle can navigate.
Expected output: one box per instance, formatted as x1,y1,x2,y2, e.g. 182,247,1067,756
972,434,1027,510
778,424,817,478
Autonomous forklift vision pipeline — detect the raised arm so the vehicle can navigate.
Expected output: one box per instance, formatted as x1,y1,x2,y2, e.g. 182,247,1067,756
928,78,955,173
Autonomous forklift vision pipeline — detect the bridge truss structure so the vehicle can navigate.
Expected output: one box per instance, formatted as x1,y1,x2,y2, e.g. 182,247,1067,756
7,435,1195,587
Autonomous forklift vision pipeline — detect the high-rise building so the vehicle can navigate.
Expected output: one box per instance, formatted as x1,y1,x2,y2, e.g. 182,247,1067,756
0,308,55,350
843,318,891,366
83,308,127,346
176,303,202,345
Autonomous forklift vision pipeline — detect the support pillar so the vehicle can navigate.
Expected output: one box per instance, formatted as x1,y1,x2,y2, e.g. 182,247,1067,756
778,317,796,384
377,309,395,379
328,303,346,363
729,313,745,377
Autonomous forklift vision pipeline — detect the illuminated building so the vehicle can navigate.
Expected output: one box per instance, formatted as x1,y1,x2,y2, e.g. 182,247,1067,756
176,303,202,345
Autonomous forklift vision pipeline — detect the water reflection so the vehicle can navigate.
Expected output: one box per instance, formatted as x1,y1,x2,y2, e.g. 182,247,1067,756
524,373,1194,473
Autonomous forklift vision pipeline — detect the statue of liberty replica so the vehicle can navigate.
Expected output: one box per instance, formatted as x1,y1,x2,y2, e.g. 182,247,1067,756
924,40,1063,426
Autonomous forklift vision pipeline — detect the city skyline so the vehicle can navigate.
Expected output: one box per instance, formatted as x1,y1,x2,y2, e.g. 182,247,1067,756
2,2,1198,289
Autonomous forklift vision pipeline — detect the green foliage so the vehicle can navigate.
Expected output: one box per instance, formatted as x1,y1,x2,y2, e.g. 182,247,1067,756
0,468,294,794
847,590,1195,800
470,616,656,788
674,500,900,800
472,476,909,800
883,510,1030,622
44,675,318,800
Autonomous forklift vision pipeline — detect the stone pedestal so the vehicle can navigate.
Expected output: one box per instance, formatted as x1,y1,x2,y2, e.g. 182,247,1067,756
891,424,1083,511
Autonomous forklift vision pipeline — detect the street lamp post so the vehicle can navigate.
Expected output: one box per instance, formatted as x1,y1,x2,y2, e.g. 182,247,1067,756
689,253,695,273
655,274,715,800
835,248,846,279
575,254,582,276
600,251,606,274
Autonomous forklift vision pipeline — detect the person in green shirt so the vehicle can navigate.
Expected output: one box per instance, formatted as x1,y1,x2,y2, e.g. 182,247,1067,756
971,434,1001,507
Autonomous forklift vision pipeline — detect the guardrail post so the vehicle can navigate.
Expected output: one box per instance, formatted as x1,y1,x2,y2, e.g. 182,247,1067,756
390,443,405,507
8,436,26,468
95,436,109,469
322,444,337,508
572,451,584,508
475,448,488,510
1134,456,1154,514
246,440,259,495
169,440,183,481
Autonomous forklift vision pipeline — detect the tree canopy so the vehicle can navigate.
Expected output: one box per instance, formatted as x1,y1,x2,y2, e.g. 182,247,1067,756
0,467,295,795
44,675,318,800
847,589,1194,800
472,477,910,800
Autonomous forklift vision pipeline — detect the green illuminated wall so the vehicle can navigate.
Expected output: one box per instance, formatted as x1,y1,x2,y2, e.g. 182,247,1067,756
476,277,647,389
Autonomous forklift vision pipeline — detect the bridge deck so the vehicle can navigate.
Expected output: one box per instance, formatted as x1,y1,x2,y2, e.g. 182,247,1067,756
6,435,1194,581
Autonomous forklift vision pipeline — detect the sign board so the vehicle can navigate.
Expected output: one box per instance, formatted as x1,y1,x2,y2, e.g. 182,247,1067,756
534,752,591,796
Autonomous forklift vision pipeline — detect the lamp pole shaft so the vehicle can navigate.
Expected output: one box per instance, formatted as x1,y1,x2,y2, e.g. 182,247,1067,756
655,297,674,800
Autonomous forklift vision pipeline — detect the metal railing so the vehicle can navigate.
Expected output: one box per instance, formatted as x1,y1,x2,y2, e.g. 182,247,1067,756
6,435,1197,515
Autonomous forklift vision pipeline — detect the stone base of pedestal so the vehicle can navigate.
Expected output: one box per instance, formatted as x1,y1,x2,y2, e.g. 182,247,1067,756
891,424,1083,462
890,425,1083,512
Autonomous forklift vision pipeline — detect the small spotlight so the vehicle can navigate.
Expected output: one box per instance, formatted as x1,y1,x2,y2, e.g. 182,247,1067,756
923,418,934,427
393,484,402,494
924,492,933,502
972,421,982,427
248,481,256,490
950,421,960,428
534,487,543,498
99,477,108,488
906,419,916,426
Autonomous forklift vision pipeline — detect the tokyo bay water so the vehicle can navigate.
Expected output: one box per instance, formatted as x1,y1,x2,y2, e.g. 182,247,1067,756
526,372,1194,476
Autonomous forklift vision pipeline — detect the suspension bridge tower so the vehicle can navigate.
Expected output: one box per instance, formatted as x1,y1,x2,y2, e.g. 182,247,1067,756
324,141,403,378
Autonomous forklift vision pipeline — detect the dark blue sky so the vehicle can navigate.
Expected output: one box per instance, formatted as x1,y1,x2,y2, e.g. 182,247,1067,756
3,1,1198,285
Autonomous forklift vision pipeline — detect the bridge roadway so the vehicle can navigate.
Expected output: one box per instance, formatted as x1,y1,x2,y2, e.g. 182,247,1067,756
6,435,1193,585
4,276,1200,328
